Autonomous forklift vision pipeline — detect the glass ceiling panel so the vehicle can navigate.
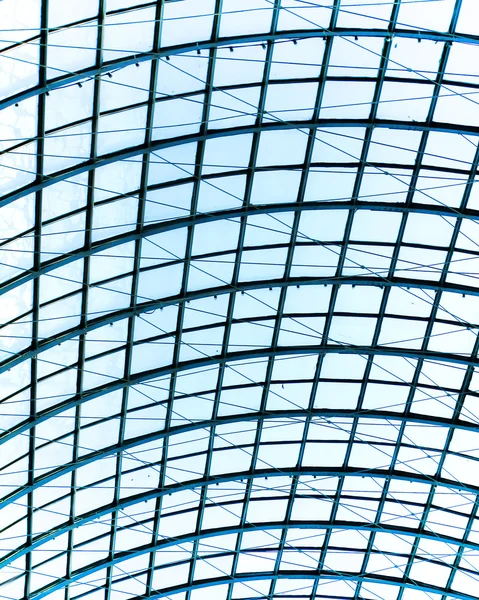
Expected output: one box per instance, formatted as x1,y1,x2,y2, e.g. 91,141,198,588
2,1,479,600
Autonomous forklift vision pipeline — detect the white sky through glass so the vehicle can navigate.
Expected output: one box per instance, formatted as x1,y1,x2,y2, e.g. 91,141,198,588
1,2,479,600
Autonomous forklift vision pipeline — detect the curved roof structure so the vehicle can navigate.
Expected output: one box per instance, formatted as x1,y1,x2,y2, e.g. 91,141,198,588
2,1,479,599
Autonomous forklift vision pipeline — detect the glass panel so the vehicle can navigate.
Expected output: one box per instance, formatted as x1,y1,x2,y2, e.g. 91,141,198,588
0,3,478,600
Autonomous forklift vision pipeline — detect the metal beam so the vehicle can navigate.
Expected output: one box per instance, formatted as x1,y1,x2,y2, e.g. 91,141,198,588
29,559,479,600
3,117,479,211
2,400,479,570
9,518,479,589
2,335,478,448
4,464,479,546
3,6,479,600
4,27,479,113
2,198,479,304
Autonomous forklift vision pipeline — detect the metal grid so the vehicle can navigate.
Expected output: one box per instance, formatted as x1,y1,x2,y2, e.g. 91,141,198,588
2,1,479,600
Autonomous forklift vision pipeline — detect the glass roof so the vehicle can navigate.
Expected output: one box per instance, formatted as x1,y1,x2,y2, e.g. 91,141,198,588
3,1,479,599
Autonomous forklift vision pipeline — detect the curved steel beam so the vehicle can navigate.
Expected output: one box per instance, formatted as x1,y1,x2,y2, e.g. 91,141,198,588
12,71,479,163
0,218,478,385
33,198,479,276
3,464,479,548
30,558,477,600
130,572,477,600
6,290,473,392
4,27,479,112
135,158,479,197
3,337,478,447
8,457,479,574
3,118,478,210
2,196,479,314
15,520,479,582
3,11,478,600
123,341,479,376
147,572,475,600
27,198,479,276
0,196,477,373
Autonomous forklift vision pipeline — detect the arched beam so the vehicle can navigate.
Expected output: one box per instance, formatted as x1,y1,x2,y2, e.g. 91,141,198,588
4,27,479,112
2,197,479,312
3,465,478,547
30,560,477,600
3,118,478,210
141,572,474,600
25,198,479,276
13,520,479,581
0,198,477,374
144,159,479,187
8,471,479,573
9,403,478,454
3,337,478,446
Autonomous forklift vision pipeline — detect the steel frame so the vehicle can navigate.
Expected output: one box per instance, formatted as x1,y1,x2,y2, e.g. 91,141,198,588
2,1,479,600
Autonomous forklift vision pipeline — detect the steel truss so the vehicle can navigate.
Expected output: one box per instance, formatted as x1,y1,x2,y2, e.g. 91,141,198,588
1,1,479,600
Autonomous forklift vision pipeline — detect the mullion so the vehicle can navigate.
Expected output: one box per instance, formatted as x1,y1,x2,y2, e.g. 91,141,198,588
385,9,467,600
356,185,478,600
309,3,402,591
439,144,479,598
375,4,467,599
137,2,170,597
440,352,479,598
348,5,465,596
265,1,342,597
219,5,286,599
64,3,106,600
103,9,162,600
9,3,479,600
25,0,49,597
183,3,225,599
346,121,412,600
396,183,479,600
149,2,226,597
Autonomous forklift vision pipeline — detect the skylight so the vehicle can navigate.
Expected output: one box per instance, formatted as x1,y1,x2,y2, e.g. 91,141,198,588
1,2,479,600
